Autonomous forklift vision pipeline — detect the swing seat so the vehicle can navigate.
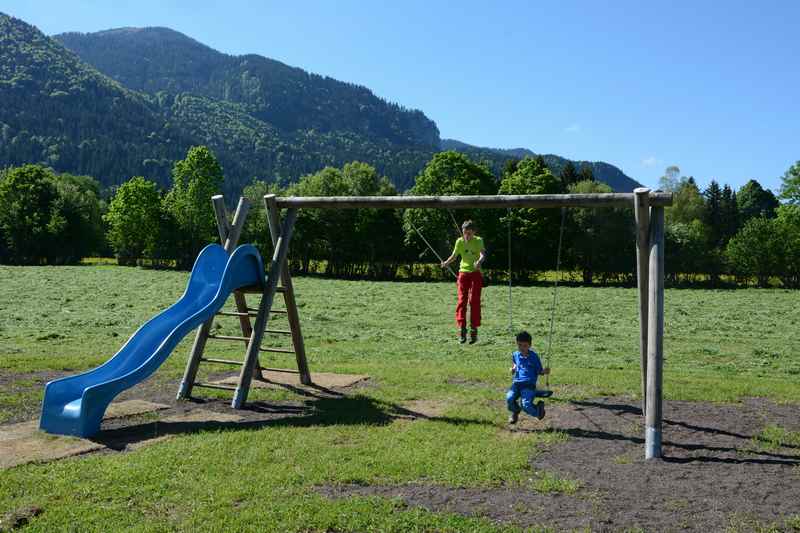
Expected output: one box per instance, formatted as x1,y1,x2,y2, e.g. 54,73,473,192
535,389,554,398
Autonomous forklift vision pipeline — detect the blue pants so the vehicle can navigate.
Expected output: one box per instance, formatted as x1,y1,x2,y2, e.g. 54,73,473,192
506,382,541,417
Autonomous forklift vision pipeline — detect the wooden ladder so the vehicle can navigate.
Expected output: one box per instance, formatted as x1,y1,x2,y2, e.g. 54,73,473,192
176,195,311,409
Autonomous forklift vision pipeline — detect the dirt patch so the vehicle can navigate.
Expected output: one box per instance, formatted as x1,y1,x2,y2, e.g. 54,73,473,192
212,370,369,390
396,400,449,419
318,398,800,531
317,483,596,531
533,397,800,530
0,420,105,469
1,369,373,465
0,505,43,531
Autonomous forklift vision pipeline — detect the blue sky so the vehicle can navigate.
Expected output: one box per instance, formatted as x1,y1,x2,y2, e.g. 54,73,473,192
5,0,799,191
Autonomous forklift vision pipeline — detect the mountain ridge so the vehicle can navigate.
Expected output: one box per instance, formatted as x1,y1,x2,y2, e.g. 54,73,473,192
0,13,640,194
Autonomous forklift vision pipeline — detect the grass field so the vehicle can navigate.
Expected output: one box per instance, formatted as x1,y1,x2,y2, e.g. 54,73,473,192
1,264,799,531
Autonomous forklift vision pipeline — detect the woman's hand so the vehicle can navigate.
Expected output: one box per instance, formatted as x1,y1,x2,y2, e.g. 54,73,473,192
473,260,481,270
510,365,516,375
441,260,448,268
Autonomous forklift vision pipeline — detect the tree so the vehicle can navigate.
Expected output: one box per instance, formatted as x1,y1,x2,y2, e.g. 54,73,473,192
163,146,225,269
578,163,594,183
719,184,739,245
104,177,163,266
658,166,682,192
559,161,579,188
404,151,497,266
773,205,800,288
666,177,705,226
726,217,780,287
499,157,564,278
566,180,632,284
0,164,61,264
737,179,779,223
50,173,105,262
779,161,800,204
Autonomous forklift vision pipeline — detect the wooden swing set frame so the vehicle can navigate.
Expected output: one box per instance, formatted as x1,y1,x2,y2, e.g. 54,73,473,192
180,189,671,460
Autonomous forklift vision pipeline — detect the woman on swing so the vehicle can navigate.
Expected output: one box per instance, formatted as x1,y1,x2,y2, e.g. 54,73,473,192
441,220,486,344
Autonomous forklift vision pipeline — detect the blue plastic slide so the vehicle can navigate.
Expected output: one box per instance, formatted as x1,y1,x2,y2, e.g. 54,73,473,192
39,244,265,438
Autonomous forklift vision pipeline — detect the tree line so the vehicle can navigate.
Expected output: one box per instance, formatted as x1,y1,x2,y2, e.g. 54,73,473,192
1,146,799,288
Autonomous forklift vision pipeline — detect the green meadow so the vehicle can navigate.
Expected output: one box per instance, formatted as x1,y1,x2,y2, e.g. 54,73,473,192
1,264,799,531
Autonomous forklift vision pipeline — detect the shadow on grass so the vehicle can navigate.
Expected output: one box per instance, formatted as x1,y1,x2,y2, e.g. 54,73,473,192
92,388,498,451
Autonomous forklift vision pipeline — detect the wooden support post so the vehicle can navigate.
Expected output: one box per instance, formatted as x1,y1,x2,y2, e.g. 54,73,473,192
633,188,650,416
213,197,254,344
232,208,299,408
177,195,251,400
645,206,665,460
264,194,312,385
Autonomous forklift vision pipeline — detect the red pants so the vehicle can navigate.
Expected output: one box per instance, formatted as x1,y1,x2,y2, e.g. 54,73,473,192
456,271,483,328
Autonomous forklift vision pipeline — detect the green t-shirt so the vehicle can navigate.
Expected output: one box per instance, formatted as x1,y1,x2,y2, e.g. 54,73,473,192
453,236,485,273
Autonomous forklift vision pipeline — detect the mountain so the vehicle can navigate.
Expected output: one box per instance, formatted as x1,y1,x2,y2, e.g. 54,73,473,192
54,27,440,149
440,139,642,192
1,12,639,194
0,13,189,186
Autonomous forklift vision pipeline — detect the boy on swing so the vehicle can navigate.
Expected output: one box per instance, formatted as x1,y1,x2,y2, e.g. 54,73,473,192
507,331,550,424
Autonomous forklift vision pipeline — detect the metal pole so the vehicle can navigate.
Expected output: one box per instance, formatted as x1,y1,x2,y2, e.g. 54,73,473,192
645,206,665,460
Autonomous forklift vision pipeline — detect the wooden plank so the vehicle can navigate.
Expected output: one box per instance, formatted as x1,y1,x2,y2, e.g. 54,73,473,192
645,206,665,460
232,208,299,408
259,347,295,354
633,188,650,416
264,194,313,385
193,382,238,391
207,334,251,342
273,192,673,209
200,357,245,366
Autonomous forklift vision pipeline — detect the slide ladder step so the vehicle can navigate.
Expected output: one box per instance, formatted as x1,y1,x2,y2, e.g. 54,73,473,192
265,329,292,335
216,310,258,317
208,334,250,342
260,347,295,354
200,357,244,366
247,307,288,314
193,382,237,391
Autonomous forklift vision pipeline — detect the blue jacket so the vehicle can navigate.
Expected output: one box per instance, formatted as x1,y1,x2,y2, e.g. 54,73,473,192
512,349,543,385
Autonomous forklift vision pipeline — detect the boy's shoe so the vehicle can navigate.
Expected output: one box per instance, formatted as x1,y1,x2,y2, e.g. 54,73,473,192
469,328,478,344
508,411,519,424
459,327,467,344
536,401,545,420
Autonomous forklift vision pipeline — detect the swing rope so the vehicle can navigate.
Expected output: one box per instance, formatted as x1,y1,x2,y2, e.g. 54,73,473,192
409,216,457,278
543,207,567,388
507,208,513,334
506,206,567,389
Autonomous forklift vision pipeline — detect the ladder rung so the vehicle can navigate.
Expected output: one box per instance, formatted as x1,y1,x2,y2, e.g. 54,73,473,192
216,310,258,317
208,334,250,342
265,329,292,335
193,382,237,391
260,347,295,354
240,285,287,294
246,307,288,314
260,367,299,374
200,357,244,366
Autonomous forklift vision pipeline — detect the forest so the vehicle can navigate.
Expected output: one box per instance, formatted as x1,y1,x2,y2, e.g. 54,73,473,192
2,146,798,289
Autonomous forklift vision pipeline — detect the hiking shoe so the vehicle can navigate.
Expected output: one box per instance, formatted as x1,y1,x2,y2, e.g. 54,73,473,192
459,327,467,344
508,411,519,424
536,401,546,420
469,328,478,344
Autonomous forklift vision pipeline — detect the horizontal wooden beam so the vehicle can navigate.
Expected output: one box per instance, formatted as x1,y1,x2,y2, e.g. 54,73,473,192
271,193,672,209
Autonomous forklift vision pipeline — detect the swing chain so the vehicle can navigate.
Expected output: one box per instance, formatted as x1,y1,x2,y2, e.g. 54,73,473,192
543,206,567,388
